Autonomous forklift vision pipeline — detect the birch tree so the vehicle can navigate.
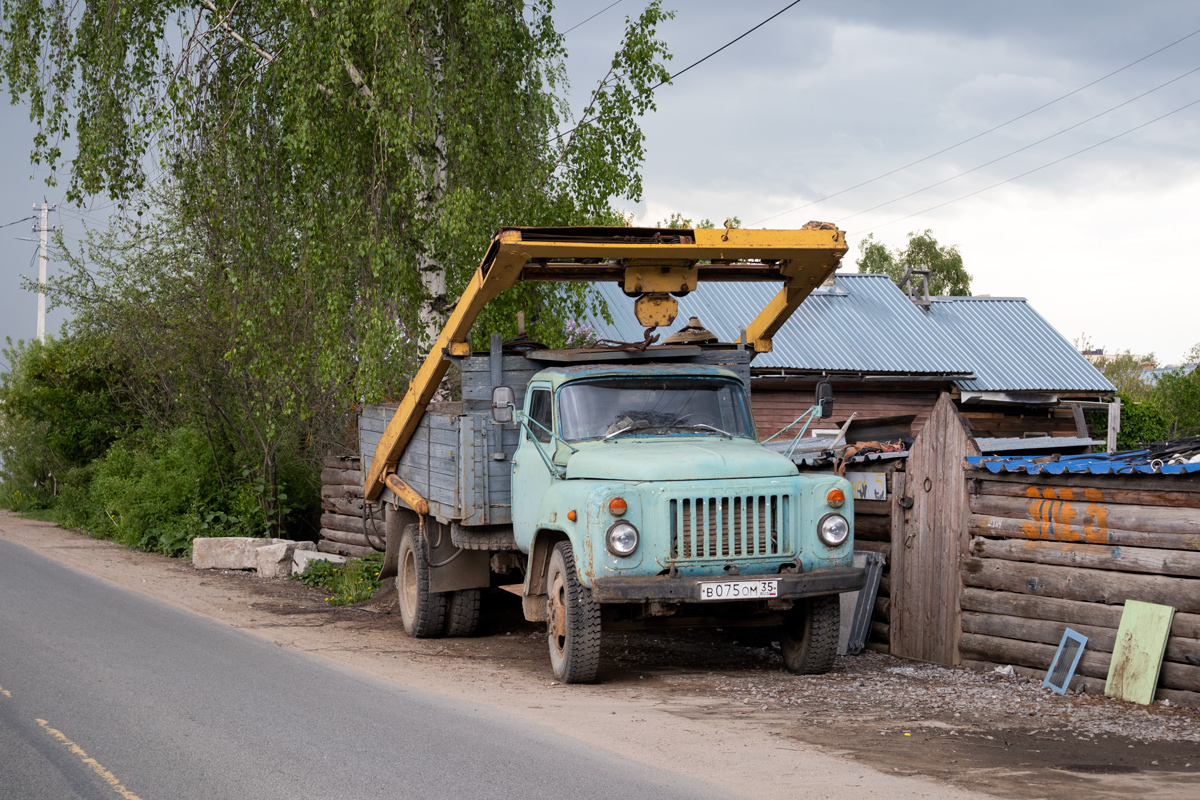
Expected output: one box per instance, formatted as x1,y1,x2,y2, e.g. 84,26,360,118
1,0,673,394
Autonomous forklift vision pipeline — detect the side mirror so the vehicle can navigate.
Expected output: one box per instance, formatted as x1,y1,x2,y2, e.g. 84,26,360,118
491,386,515,423
815,380,834,420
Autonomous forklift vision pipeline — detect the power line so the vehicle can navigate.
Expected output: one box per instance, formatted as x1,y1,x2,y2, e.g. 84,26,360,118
836,63,1200,224
657,0,805,87
852,96,1200,236
751,24,1200,226
551,0,807,145
562,1,623,36
0,215,37,230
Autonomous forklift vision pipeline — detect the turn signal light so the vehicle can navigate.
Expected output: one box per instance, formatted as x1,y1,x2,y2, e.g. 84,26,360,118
827,488,845,508
609,497,627,516
567,510,577,522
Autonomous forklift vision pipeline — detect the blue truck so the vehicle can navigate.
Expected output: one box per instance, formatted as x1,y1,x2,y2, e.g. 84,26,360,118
361,225,865,683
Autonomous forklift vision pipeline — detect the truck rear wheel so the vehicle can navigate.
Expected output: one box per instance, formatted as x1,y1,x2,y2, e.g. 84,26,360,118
780,595,839,674
545,541,601,683
444,589,481,637
398,524,447,638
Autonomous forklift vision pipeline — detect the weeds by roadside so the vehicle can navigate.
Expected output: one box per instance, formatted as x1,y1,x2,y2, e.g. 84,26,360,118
294,553,383,606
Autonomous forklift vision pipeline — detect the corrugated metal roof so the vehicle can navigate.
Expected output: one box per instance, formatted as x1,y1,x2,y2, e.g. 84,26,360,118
586,275,971,374
968,452,1200,475
1142,364,1197,386
584,273,1114,394
975,436,1101,453
928,297,1114,393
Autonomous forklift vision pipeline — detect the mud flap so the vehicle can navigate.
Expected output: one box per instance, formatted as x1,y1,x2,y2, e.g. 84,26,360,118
426,519,491,593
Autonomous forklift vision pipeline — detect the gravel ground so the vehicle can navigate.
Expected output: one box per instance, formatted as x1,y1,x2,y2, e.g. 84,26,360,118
4,513,1198,799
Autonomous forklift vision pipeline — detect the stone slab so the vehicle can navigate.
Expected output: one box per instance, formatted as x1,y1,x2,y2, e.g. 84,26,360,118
293,550,349,575
255,542,299,579
192,537,289,570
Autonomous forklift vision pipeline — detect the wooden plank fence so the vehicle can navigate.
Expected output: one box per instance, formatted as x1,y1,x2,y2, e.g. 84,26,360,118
843,391,1200,704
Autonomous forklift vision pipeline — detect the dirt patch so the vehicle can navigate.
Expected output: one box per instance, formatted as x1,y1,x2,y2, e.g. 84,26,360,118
4,512,1199,800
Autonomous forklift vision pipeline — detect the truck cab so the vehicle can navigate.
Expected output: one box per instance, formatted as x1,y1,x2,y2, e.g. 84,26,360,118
501,361,862,682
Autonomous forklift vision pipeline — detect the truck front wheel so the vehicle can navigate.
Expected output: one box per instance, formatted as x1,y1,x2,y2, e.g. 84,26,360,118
780,595,840,674
398,524,447,638
545,542,601,683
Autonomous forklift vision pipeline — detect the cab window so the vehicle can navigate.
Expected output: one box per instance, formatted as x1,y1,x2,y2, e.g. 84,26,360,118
527,389,553,443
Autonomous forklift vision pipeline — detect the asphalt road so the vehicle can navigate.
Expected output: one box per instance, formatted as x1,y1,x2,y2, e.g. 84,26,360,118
0,539,727,800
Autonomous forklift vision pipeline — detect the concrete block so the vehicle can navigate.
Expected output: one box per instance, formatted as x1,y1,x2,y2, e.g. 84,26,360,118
292,550,349,575
192,537,289,570
294,541,317,552
255,542,299,579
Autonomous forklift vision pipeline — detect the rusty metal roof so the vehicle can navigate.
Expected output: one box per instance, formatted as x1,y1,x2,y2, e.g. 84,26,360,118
585,274,1114,394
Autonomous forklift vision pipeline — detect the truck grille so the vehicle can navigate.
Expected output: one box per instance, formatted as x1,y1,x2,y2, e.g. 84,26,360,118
668,495,788,560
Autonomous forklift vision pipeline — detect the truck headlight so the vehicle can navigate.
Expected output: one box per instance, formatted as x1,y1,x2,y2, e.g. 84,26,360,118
606,522,639,556
817,513,849,547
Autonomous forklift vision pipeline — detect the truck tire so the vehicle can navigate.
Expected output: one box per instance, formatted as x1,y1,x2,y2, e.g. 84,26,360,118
780,595,839,675
545,541,601,684
450,523,515,551
444,589,482,637
398,524,447,638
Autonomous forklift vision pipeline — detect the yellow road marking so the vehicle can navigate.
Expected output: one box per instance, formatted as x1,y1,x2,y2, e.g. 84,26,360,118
0,685,11,698
35,719,144,800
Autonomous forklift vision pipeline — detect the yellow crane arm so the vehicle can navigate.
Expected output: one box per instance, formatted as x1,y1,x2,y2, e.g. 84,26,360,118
364,223,847,502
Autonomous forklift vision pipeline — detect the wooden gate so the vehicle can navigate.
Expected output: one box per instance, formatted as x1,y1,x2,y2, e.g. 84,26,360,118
890,392,980,664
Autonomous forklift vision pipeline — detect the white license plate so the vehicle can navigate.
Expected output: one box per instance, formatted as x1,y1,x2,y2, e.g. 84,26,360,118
697,579,778,601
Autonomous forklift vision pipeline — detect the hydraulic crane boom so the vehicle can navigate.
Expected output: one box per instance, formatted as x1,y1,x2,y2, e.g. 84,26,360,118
364,223,848,502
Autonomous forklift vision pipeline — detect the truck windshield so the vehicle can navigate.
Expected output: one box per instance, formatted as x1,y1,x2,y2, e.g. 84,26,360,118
557,377,754,442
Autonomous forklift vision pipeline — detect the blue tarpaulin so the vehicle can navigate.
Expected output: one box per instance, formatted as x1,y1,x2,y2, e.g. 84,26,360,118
967,450,1200,476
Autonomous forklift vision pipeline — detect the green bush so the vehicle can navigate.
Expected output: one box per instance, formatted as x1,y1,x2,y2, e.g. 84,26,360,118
54,427,235,556
294,553,383,606
1155,368,1200,437
1087,394,1171,452
0,336,133,510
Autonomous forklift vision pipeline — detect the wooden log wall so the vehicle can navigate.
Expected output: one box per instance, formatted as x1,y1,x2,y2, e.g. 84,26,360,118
960,470,1200,704
958,405,1086,439
318,455,382,558
853,470,902,655
752,384,940,441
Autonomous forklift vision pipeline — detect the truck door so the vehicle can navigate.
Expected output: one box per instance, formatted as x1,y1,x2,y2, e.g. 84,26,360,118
511,382,556,539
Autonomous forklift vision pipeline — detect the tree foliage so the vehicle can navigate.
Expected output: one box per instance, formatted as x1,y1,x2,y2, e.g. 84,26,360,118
856,230,972,296
1082,339,1200,447
0,2,675,543
1,1,673,371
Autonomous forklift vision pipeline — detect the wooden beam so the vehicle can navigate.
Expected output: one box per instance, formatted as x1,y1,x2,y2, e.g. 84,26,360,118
970,493,1200,535
962,556,1200,613
969,512,1200,551
969,535,1200,578
974,476,1200,509
960,587,1200,640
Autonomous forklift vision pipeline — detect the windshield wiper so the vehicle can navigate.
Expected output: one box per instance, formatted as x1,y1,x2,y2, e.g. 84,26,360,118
684,423,733,438
603,422,734,441
602,422,654,441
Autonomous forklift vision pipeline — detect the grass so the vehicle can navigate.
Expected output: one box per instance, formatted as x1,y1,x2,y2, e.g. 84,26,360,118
293,552,384,606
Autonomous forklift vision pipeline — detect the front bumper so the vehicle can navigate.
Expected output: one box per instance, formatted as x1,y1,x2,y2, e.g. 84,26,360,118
590,566,866,603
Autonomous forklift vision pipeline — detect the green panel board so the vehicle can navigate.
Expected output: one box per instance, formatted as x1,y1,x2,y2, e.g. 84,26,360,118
1105,600,1175,705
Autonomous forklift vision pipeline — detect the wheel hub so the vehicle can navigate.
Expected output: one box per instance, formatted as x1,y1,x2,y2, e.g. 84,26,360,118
549,572,567,654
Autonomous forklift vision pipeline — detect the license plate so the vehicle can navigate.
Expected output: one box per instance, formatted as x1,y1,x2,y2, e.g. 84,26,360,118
697,579,778,601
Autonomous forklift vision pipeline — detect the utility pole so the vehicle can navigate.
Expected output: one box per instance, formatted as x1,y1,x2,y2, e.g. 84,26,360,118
34,201,53,343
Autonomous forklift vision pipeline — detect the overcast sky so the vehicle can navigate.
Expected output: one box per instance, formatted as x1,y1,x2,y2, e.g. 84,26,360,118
2,0,1198,368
